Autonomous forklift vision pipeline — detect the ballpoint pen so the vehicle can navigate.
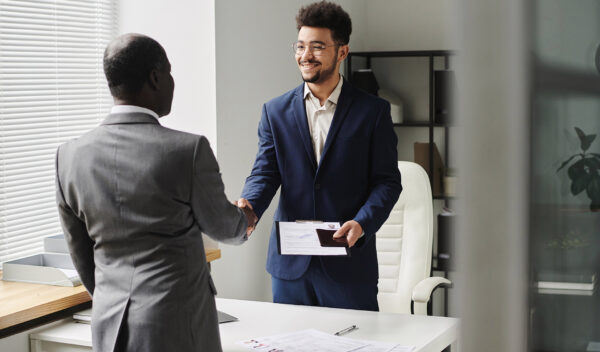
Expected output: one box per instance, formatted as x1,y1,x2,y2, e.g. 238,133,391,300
334,325,358,336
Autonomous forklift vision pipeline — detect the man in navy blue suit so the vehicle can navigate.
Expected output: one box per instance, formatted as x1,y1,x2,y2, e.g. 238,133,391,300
238,1,402,311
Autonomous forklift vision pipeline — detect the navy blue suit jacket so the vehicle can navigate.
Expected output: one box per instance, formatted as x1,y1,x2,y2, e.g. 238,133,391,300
242,80,402,284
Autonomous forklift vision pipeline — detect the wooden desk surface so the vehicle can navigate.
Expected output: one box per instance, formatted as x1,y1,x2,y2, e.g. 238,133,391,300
0,248,221,330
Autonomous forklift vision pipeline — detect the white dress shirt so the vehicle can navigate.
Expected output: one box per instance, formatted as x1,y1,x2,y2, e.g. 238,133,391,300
110,105,159,120
304,76,343,165
304,77,364,237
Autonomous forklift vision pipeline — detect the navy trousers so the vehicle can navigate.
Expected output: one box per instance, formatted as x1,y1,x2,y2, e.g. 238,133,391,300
271,257,379,311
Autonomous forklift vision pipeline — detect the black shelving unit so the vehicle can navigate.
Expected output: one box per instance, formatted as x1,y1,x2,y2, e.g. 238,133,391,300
346,50,455,201
347,50,456,317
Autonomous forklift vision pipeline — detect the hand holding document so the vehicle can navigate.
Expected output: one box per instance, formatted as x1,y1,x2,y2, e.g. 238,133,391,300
332,220,363,247
276,222,348,256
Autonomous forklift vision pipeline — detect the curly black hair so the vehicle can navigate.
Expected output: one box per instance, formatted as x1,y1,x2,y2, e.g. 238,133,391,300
103,34,168,99
296,1,352,45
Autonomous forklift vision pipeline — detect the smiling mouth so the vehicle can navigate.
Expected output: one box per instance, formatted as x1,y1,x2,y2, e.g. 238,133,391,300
300,62,320,70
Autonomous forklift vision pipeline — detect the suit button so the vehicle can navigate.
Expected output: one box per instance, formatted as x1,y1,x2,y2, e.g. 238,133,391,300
315,183,321,190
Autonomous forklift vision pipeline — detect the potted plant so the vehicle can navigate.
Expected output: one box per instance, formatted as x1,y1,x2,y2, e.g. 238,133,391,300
556,127,600,211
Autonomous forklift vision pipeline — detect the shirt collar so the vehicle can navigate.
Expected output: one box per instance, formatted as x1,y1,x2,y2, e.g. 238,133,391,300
303,74,344,105
110,105,160,120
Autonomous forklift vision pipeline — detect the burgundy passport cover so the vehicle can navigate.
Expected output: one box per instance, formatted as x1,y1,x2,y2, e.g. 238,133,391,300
316,229,348,247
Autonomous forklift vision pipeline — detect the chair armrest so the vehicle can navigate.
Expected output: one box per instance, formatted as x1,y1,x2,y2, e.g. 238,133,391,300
412,276,452,303
411,276,452,315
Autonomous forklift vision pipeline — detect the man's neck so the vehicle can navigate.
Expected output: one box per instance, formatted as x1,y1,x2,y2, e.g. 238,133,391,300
113,97,159,115
307,73,341,106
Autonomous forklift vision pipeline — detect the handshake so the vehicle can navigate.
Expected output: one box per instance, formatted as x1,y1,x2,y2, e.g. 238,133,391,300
233,198,258,237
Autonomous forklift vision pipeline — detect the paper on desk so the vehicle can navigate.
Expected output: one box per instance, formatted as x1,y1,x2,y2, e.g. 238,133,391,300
278,222,347,256
239,329,367,351
238,329,415,352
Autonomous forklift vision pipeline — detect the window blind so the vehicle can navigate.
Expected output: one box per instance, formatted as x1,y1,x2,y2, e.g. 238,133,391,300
0,0,117,266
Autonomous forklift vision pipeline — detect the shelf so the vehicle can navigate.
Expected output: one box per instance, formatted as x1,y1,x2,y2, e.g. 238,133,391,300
393,122,446,127
348,50,455,58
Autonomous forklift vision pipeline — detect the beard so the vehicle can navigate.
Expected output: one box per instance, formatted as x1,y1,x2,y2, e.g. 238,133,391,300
300,51,338,83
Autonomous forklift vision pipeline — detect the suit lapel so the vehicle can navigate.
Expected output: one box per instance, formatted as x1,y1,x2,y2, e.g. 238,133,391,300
319,80,355,168
292,84,318,171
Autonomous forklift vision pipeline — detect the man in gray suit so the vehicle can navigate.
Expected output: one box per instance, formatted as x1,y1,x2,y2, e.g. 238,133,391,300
55,33,256,352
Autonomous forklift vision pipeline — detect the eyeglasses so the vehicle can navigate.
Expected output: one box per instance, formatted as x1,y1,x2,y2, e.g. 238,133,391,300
292,42,339,56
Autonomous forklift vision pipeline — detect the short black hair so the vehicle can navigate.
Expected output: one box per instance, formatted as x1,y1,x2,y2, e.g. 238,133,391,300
103,34,168,99
296,1,352,45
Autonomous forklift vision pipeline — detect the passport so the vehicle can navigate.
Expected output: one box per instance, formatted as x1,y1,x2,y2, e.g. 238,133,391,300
316,228,348,247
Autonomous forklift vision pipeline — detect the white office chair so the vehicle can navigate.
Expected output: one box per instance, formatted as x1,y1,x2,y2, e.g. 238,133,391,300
377,161,451,315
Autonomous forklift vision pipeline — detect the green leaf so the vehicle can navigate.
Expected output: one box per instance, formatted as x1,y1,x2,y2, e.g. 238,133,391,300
571,173,591,195
584,157,600,171
586,176,600,199
568,159,586,181
557,154,578,172
575,127,586,141
582,135,596,152
574,127,597,152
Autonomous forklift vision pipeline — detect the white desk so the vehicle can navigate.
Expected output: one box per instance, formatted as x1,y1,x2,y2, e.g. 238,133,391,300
30,298,459,352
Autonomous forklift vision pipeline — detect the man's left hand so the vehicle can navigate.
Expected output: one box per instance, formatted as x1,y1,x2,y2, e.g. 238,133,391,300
332,220,363,248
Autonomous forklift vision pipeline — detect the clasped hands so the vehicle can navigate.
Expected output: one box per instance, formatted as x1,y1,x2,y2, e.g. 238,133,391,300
234,198,258,237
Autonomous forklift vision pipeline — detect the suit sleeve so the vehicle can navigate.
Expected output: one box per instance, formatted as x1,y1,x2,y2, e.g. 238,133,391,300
55,148,95,295
353,100,403,238
240,104,282,219
190,136,247,245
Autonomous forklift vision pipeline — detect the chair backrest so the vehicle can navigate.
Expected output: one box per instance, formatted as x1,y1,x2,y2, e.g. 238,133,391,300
377,161,433,314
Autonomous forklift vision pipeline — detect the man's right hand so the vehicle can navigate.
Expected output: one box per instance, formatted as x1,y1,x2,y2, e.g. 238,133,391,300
236,198,258,237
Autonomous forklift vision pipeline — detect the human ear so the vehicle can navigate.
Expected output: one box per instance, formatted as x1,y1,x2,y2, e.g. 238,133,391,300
338,45,349,62
148,69,160,90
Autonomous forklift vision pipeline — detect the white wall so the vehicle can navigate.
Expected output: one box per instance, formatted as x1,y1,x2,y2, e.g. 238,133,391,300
118,0,219,250
118,0,217,147
212,0,367,301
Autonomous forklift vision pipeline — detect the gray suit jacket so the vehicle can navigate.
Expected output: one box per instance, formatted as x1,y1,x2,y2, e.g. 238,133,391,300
55,112,247,352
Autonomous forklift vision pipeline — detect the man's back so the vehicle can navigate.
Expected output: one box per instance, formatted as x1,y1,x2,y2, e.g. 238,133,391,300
56,112,245,352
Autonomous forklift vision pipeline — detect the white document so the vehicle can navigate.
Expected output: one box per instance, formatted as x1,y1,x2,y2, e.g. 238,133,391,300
277,222,347,256
239,329,367,352
238,329,415,352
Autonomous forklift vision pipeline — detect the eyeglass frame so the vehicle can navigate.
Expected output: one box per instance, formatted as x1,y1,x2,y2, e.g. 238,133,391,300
292,41,345,56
